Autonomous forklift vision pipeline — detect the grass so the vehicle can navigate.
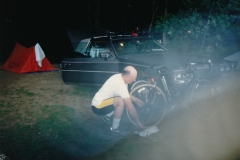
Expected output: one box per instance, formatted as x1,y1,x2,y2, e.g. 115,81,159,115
1,103,82,159
0,73,100,159
0,71,134,159
16,88,36,96
71,85,98,96
1,69,240,160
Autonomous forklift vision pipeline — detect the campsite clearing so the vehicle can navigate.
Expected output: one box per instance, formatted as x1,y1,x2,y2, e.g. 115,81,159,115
0,64,240,160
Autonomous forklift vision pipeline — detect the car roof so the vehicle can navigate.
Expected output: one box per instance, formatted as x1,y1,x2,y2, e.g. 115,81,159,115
89,35,152,41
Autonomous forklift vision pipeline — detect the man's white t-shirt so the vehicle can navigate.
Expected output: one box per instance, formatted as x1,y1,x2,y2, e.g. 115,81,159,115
91,73,130,106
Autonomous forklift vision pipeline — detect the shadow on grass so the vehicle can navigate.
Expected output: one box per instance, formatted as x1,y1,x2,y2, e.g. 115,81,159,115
0,105,136,160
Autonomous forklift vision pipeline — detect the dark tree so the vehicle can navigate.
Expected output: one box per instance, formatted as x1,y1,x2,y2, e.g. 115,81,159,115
88,0,101,30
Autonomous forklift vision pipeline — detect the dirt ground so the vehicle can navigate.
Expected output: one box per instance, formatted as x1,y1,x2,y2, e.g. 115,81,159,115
0,64,240,160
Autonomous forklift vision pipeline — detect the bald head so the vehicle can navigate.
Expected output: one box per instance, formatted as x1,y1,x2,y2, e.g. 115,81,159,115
121,66,137,84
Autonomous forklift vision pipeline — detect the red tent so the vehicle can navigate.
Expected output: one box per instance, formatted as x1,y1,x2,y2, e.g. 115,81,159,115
2,43,56,74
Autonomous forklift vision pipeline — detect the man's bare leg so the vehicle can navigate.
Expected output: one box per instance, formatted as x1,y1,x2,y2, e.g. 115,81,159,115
112,97,125,129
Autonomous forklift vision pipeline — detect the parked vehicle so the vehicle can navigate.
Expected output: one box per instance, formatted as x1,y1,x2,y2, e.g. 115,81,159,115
127,60,217,127
60,34,236,126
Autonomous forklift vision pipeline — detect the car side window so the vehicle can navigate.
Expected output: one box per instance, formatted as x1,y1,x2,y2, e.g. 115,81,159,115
113,38,168,55
113,40,138,55
86,40,113,58
89,47,100,58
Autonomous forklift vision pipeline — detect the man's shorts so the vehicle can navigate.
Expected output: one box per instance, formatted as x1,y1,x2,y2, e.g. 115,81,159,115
91,98,114,115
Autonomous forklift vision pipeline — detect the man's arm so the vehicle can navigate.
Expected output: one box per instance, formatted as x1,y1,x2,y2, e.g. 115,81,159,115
123,98,145,130
130,95,144,107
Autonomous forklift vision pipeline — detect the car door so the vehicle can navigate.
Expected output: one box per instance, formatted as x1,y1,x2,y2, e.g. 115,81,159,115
61,38,120,85
61,57,119,85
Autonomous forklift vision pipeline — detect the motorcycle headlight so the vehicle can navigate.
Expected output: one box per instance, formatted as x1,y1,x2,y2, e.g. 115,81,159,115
174,69,193,84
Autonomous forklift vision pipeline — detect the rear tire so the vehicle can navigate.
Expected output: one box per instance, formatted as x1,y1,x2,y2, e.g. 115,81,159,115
130,80,149,90
190,79,218,120
127,83,167,127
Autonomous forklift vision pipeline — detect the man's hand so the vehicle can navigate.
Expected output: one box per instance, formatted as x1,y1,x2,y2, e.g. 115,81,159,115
138,123,146,131
135,98,144,107
131,95,145,107
124,97,145,131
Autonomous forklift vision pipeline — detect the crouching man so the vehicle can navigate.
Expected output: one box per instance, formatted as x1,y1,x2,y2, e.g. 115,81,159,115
91,66,145,135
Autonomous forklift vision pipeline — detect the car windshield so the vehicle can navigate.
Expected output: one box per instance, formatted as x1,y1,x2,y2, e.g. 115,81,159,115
112,37,169,55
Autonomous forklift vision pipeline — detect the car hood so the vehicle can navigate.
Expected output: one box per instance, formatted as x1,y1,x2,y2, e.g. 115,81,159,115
118,52,204,70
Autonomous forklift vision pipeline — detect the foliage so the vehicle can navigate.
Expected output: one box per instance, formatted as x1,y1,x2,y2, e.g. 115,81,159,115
183,0,240,14
154,0,240,56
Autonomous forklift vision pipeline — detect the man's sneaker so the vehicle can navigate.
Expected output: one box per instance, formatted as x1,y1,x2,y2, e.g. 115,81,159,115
110,127,120,135
100,115,110,124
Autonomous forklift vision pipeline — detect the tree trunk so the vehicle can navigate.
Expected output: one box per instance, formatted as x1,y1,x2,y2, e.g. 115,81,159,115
88,0,101,30
163,0,168,46
94,0,100,29
87,1,93,29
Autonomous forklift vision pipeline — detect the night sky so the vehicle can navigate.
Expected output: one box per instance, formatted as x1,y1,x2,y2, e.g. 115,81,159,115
0,0,183,63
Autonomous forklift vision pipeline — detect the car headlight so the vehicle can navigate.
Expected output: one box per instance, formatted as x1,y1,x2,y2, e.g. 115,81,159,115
219,61,237,72
220,64,231,72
